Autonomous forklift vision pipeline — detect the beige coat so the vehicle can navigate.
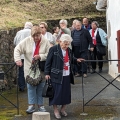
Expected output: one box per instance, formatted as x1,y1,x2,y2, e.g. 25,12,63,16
14,35,50,78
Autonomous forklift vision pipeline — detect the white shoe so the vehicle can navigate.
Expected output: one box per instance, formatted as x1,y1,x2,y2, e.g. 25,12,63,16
38,106,46,112
26,106,35,114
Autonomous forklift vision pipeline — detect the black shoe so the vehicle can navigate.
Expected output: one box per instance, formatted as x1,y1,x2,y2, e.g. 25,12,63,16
99,69,102,73
87,68,90,73
19,88,25,92
91,69,95,74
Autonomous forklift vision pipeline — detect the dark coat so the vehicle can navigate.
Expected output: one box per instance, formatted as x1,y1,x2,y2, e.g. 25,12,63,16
71,28,94,52
44,44,76,84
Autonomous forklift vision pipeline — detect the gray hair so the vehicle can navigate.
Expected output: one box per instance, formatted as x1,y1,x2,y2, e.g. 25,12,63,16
24,22,33,29
59,34,72,43
73,19,79,24
59,19,68,25
92,21,99,27
75,20,82,25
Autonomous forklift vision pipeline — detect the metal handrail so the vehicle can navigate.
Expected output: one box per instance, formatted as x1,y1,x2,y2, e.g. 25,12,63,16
80,59,120,115
0,62,20,115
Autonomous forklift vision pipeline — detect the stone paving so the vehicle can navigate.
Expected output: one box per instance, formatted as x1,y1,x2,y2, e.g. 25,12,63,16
13,63,120,120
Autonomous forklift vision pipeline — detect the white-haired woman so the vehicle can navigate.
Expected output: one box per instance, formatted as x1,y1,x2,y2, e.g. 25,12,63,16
57,19,72,49
57,19,71,41
44,34,84,119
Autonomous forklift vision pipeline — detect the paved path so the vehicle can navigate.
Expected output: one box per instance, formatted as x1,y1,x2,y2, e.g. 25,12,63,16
13,63,120,120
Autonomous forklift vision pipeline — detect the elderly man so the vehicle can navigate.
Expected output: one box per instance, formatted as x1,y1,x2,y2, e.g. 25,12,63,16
82,17,92,73
14,22,33,92
82,17,91,31
71,21,94,78
69,19,78,31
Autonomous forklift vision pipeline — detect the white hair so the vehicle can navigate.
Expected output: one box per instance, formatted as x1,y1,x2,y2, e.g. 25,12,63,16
73,19,79,24
75,20,82,25
59,34,72,43
59,19,68,25
24,22,33,29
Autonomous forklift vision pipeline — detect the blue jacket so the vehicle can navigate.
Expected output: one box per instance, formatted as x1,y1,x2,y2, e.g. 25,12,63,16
89,28,107,46
82,24,92,31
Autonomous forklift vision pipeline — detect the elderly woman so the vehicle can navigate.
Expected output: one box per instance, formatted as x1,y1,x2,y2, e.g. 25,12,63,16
59,19,71,35
57,19,72,49
57,19,71,39
39,22,56,47
44,34,83,119
89,21,107,73
14,26,50,113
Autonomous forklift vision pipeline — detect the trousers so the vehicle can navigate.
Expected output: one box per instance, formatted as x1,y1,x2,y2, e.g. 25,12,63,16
18,59,25,90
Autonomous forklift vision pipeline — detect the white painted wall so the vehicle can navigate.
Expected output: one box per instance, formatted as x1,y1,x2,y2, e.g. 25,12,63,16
107,0,120,78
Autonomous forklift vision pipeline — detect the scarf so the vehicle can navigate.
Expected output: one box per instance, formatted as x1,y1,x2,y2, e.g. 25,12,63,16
63,49,69,70
33,40,40,57
92,29,97,45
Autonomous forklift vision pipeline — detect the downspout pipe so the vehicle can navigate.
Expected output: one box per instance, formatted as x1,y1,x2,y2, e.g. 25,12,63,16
95,0,107,11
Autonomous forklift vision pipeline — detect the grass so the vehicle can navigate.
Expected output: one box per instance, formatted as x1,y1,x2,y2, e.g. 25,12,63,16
0,0,106,29
0,88,28,120
0,88,118,120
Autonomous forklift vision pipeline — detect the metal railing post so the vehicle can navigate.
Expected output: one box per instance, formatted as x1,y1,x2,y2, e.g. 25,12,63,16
80,62,88,116
80,59,120,114
0,63,22,117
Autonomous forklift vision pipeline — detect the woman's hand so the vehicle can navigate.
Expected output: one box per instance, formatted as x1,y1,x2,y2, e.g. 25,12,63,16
77,58,85,62
16,60,22,67
90,47,94,51
45,75,50,80
50,43,54,47
33,55,40,60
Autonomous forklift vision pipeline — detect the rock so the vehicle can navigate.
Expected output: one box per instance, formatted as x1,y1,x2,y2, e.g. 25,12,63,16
32,112,50,120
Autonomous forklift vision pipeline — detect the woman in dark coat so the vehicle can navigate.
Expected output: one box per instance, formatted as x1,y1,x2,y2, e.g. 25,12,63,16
44,34,83,119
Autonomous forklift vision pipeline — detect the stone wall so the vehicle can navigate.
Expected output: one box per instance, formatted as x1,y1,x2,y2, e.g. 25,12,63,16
47,16,107,32
0,27,23,89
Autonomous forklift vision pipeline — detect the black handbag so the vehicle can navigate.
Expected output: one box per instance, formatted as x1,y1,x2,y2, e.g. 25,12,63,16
91,51,94,60
96,45,106,56
42,79,54,98
39,61,46,71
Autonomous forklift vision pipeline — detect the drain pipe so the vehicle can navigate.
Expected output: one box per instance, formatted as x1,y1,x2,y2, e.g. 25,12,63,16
93,0,107,11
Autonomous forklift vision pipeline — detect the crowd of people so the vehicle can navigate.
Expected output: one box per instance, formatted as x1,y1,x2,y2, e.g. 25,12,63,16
14,17,107,119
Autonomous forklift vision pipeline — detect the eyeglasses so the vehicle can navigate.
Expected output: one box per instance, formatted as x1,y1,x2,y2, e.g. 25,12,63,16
40,27,45,28
60,23,65,24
